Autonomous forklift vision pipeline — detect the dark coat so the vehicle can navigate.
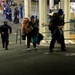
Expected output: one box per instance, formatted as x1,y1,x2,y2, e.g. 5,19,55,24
0,24,12,37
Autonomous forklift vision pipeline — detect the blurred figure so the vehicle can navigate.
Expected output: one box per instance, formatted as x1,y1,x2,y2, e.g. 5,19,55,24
6,5,9,19
2,2,7,15
21,17,33,50
30,15,39,50
8,6,12,21
35,15,39,27
19,4,23,18
0,21,12,50
13,7,19,24
49,9,66,52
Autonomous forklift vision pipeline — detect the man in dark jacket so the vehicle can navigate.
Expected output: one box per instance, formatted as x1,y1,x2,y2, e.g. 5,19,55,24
0,21,12,50
49,9,66,52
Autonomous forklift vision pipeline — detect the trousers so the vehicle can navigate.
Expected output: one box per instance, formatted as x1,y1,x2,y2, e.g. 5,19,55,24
49,29,66,50
1,35,9,49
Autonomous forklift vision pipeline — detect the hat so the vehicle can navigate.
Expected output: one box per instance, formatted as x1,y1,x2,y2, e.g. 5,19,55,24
30,15,34,19
57,9,64,15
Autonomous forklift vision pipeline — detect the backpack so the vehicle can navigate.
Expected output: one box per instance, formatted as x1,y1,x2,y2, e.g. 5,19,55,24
21,18,30,35
48,13,64,31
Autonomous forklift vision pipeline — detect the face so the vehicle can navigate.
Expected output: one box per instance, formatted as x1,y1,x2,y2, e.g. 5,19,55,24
31,18,35,23
4,21,8,25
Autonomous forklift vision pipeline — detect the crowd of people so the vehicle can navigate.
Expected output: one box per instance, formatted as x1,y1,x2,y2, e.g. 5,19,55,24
0,14,40,50
2,3,23,24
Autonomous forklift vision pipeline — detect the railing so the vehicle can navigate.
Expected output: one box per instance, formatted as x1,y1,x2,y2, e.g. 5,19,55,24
16,28,21,44
42,21,75,44
16,21,75,44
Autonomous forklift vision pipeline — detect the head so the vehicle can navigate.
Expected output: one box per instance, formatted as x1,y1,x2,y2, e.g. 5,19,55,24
4,21,8,25
54,6,58,10
20,4,22,6
35,15,38,19
57,9,64,15
30,15,35,22
23,18,30,24
15,7,18,10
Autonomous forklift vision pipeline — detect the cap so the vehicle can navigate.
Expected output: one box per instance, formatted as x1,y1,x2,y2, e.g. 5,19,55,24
57,9,64,15
30,15,34,19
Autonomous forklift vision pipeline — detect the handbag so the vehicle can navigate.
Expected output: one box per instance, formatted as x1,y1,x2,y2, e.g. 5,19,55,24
21,34,26,40
32,34,38,43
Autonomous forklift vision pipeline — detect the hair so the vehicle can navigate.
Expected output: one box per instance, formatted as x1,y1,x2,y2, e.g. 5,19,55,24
22,18,30,24
57,9,64,15
4,21,8,25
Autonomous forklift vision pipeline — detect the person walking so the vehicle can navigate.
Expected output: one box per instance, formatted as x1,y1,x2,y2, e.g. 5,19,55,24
21,17,33,50
5,5,9,19
0,21,12,50
13,7,19,24
30,15,39,49
21,16,39,50
49,9,66,52
8,6,12,21
19,4,23,18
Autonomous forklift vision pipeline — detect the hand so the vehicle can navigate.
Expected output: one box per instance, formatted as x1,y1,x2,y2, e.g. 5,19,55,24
2,32,4,34
8,33,10,35
58,26,63,28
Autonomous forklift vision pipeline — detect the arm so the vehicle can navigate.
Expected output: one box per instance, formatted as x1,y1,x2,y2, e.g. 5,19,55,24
8,26,12,34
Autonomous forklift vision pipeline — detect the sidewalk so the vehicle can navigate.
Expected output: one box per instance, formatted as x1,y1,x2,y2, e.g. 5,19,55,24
0,42,75,75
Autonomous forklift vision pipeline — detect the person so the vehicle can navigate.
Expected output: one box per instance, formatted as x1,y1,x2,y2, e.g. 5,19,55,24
49,9,66,52
0,21,12,50
35,15,39,27
2,2,7,15
13,7,19,24
30,15,39,49
5,5,9,19
21,16,39,50
8,7,12,21
21,17,33,50
19,4,23,18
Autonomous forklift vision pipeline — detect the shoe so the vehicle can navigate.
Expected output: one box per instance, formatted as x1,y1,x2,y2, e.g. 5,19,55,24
2,45,4,48
61,48,66,51
34,47,38,50
49,49,53,52
27,48,30,51
5,47,8,50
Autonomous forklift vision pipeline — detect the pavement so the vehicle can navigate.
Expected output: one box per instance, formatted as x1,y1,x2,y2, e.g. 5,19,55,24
0,11,75,75
0,44,75,75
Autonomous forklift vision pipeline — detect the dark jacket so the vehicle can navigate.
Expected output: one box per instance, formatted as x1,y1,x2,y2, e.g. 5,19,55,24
49,13,65,32
29,21,39,37
0,24,12,36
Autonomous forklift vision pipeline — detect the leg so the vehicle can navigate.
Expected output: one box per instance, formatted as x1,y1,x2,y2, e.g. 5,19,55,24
1,35,5,48
60,34,66,51
49,38,56,51
2,41,5,48
21,12,23,18
5,37,9,50
27,33,31,49
33,43,36,48
14,16,17,23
